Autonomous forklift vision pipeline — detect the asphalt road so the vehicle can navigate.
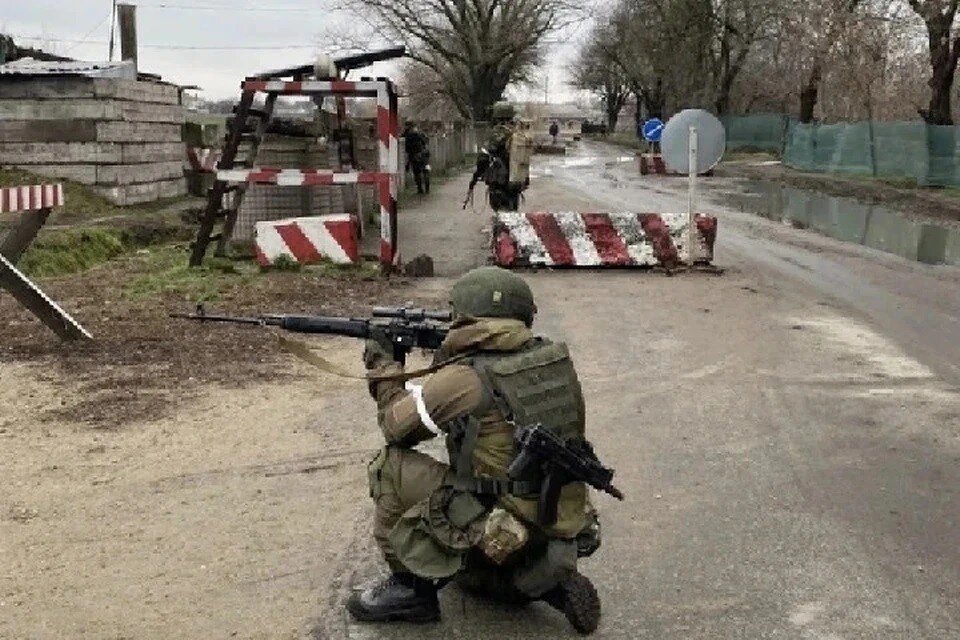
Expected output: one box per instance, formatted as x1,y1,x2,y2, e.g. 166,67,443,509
5,142,956,640
338,142,960,639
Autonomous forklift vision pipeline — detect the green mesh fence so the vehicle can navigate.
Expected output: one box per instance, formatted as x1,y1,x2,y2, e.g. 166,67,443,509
721,114,790,152
722,116,960,187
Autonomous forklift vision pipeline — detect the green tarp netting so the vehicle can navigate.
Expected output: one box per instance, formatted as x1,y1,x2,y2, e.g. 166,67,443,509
722,115,960,187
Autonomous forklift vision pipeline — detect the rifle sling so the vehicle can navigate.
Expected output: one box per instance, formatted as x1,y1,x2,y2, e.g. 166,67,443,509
277,335,469,383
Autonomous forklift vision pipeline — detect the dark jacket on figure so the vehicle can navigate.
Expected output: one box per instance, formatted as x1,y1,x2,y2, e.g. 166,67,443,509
404,130,430,166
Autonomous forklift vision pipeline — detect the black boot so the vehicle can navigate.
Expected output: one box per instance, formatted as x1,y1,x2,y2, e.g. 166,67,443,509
346,573,440,623
543,572,601,635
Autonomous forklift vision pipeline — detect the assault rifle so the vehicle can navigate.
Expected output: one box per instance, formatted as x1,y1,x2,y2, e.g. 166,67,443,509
170,304,451,366
508,425,624,526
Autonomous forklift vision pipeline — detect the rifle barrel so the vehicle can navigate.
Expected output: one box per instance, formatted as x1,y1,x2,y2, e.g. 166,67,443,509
168,312,267,325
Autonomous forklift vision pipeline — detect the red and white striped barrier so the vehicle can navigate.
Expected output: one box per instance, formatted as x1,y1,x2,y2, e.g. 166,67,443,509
218,168,388,186
0,184,64,213
638,153,679,176
186,147,221,173
238,78,401,268
493,211,717,268
638,153,714,177
254,214,360,266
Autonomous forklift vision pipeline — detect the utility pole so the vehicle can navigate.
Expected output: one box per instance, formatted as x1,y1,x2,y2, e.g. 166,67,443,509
117,3,137,71
108,0,118,61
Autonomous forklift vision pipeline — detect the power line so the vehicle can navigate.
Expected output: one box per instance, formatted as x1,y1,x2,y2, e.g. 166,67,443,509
12,35,317,50
129,2,322,12
66,9,114,55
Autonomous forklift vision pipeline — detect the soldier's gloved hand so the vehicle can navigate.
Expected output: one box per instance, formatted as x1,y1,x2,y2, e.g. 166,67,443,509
363,339,393,370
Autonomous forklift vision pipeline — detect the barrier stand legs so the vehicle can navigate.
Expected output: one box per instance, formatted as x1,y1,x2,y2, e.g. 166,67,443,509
0,185,92,340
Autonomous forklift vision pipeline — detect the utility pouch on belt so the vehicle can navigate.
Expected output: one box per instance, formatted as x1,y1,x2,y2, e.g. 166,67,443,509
389,486,487,579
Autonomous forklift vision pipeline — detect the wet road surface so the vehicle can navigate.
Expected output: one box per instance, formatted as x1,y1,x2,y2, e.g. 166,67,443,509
334,142,960,639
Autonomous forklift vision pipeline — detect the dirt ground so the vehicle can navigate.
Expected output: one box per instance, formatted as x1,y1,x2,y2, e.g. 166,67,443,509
3,143,960,639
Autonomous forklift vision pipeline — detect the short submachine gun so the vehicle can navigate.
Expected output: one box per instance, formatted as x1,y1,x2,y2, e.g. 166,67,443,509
508,425,625,526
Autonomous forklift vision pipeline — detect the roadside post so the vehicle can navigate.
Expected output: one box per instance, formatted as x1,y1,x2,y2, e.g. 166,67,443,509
688,125,699,263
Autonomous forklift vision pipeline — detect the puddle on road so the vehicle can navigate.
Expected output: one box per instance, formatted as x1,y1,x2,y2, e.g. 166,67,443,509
721,181,960,266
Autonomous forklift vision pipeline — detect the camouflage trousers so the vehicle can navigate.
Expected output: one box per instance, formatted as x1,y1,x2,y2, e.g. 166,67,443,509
366,445,579,599
367,446,451,574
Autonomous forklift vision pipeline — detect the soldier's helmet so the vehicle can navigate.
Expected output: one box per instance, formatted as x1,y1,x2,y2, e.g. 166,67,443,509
489,102,517,123
451,266,536,326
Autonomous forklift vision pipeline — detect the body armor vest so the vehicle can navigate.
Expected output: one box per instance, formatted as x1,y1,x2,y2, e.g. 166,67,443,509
444,338,587,528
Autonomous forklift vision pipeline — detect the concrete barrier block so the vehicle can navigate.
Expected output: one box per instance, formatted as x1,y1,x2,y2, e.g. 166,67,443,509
120,142,185,164
96,122,182,143
0,99,185,123
92,177,186,206
0,142,122,164
96,161,185,186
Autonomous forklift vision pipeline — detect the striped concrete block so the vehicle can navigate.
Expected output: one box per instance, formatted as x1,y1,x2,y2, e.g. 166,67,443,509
493,211,717,268
255,215,360,266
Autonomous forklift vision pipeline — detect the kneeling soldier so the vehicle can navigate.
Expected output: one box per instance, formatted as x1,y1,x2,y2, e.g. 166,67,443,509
349,267,606,634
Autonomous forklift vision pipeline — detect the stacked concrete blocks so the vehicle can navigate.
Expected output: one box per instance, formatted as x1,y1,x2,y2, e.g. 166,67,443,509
0,77,186,205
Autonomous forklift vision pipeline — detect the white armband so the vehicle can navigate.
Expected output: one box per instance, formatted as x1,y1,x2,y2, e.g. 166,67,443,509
404,381,441,435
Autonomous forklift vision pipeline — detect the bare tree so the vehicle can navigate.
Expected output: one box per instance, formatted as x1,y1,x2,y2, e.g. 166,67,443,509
570,23,631,130
709,0,782,114
343,0,577,120
907,0,960,124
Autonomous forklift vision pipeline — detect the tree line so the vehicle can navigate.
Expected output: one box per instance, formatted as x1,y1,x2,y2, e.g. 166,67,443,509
571,0,960,130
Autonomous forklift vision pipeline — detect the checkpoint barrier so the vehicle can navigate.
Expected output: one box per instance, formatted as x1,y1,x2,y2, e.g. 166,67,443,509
637,153,679,176
255,214,360,266
492,211,717,268
0,184,92,340
638,153,715,177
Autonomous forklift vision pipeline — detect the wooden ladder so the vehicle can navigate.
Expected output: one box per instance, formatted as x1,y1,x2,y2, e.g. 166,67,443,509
189,84,278,266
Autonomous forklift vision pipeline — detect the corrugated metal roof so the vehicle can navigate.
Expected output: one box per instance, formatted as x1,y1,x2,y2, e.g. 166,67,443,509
0,58,137,79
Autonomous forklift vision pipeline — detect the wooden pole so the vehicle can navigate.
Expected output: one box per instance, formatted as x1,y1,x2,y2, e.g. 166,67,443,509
117,3,137,71
108,0,118,61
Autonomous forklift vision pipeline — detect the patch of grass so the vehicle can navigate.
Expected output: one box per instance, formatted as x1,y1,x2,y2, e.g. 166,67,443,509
123,244,258,302
268,254,303,272
723,150,779,162
18,228,127,278
17,219,190,279
301,259,380,279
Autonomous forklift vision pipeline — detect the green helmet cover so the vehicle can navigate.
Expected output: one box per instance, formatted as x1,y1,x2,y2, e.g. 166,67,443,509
451,266,536,325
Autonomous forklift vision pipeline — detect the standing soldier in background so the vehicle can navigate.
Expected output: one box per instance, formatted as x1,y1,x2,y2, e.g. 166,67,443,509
348,267,608,634
549,120,560,146
403,122,431,194
466,103,532,211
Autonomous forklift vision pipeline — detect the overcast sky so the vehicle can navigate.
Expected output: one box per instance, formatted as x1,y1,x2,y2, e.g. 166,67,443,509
4,0,590,103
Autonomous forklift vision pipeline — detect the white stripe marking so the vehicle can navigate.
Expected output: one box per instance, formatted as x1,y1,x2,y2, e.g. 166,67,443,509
404,381,441,435
296,217,352,264
498,213,552,266
553,212,601,265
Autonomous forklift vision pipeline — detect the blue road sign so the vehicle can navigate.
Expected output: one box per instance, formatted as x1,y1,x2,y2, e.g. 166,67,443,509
643,118,665,142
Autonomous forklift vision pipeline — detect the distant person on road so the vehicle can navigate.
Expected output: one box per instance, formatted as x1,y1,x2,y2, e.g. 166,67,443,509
549,120,560,145
348,267,607,634
403,122,431,194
